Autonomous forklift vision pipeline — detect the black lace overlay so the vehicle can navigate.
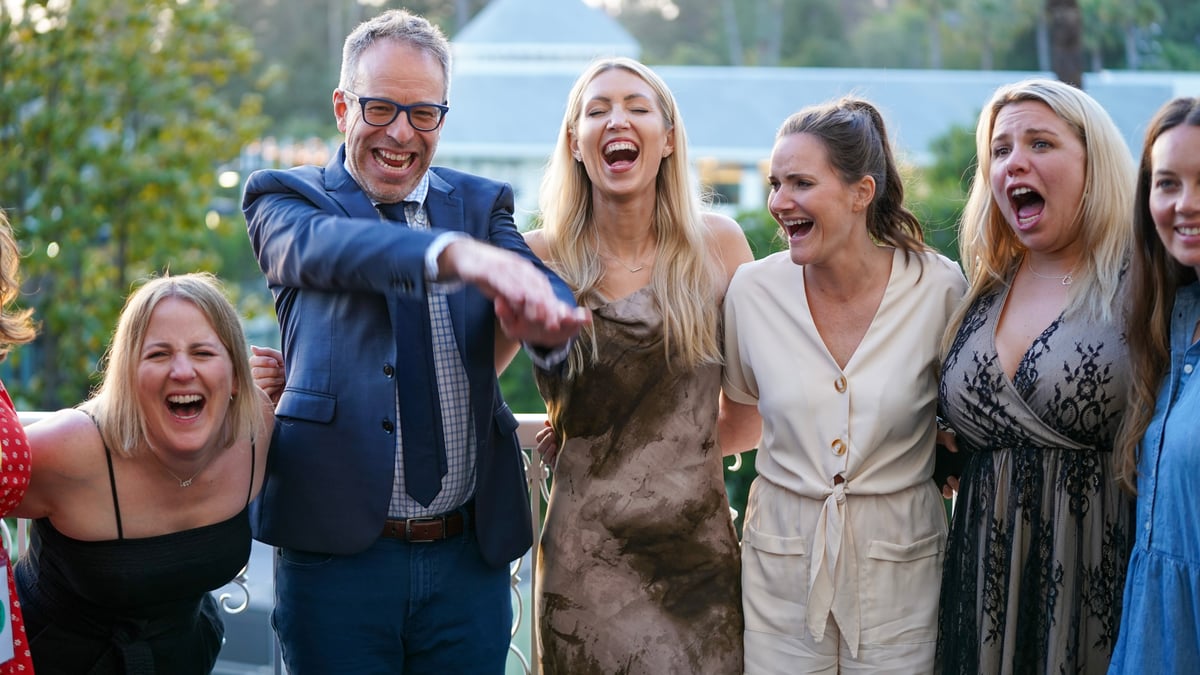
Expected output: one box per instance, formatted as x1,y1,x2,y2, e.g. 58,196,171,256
937,287,1134,675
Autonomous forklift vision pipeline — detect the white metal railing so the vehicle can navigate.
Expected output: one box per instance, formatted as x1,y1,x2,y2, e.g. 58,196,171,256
515,413,549,675
6,412,741,675
2,412,549,673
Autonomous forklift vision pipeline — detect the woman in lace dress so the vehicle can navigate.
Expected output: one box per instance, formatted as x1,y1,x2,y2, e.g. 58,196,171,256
524,58,755,674
1109,97,1200,672
937,79,1136,675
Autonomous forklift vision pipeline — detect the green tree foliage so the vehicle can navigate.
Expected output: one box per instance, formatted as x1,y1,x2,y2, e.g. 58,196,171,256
226,0,491,135
0,0,269,408
909,122,977,261
602,0,1193,72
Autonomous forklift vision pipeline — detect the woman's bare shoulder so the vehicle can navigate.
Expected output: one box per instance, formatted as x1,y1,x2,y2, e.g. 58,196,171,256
524,228,551,261
702,212,754,284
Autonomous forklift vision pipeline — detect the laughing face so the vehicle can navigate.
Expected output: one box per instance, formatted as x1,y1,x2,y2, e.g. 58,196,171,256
335,39,446,204
1150,123,1200,277
137,297,236,458
768,132,874,268
988,100,1088,256
569,67,674,201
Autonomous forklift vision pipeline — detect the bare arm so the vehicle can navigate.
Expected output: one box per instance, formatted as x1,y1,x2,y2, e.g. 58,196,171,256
13,409,104,521
717,391,762,457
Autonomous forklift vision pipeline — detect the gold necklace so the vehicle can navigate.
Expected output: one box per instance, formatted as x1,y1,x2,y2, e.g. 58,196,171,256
594,230,654,273
1026,256,1074,286
604,252,650,273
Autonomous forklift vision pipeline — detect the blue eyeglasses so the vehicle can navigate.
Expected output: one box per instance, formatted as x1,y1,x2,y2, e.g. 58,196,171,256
342,90,449,132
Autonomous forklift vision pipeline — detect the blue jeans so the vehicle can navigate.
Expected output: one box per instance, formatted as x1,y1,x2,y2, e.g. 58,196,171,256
272,530,511,674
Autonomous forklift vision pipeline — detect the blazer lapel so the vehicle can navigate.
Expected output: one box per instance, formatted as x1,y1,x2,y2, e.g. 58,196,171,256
324,146,379,219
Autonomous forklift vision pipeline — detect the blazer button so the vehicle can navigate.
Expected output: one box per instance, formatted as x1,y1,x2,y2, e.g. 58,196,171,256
382,419,394,434
383,364,395,378
834,375,847,393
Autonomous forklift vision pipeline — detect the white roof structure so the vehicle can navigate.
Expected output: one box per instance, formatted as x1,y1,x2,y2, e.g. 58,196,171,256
437,0,1200,218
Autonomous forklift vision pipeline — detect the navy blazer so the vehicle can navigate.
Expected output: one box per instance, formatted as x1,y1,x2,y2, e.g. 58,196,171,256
243,146,572,567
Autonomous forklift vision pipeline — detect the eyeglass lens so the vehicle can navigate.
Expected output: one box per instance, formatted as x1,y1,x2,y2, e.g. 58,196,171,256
360,99,443,131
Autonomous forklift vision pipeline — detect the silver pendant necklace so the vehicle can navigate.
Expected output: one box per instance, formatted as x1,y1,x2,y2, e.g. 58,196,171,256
155,454,213,487
161,464,204,488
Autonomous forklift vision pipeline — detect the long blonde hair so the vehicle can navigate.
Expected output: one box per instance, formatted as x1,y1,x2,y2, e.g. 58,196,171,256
1115,97,1200,493
537,58,721,376
943,79,1134,354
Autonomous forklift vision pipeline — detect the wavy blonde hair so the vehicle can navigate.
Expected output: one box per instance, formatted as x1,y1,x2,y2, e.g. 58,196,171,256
0,211,36,357
81,273,262,458
537,58,721,376
943,79,1134,354
1115,97,1200,494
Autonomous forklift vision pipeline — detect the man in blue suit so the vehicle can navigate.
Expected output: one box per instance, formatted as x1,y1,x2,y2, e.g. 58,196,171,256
242,9,587,674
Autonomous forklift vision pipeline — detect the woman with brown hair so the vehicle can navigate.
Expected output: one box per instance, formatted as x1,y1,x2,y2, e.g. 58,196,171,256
721,97,966,672
1109,96,1200,672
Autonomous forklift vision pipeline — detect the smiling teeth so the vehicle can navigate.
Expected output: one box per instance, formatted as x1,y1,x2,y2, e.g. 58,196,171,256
168,394,202,404
1180,225,1200,236
379,149,409,161
604,141,637,156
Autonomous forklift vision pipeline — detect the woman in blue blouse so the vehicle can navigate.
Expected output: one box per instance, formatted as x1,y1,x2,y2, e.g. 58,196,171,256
1110,96,1200,672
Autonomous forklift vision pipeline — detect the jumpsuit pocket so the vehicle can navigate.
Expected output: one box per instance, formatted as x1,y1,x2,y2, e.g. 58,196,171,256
741,523,810,636
861,531,943,643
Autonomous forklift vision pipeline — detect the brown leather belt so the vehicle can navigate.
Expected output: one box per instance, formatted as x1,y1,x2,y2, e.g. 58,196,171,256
381,508,468,542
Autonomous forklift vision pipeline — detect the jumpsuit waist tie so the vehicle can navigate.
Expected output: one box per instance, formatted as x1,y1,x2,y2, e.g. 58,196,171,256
805,475,862,657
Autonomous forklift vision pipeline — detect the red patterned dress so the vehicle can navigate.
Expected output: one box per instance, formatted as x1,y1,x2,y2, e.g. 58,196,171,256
0,383,32,673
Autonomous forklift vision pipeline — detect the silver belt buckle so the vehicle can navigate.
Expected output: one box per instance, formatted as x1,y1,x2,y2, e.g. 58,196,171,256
405,515,444,542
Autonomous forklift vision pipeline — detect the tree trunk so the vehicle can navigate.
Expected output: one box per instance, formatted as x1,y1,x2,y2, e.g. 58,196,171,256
755,0,783,67
1036,12,1051,71
1046,0,1084,86
722,0,743,66
1125,23,1140,70
928,4,942,69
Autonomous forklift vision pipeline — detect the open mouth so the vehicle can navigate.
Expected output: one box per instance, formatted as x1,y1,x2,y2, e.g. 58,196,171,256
603,140,639,168
781,219,814,239
374,148,415,171
1009,186,1045,227
167,394,206,420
